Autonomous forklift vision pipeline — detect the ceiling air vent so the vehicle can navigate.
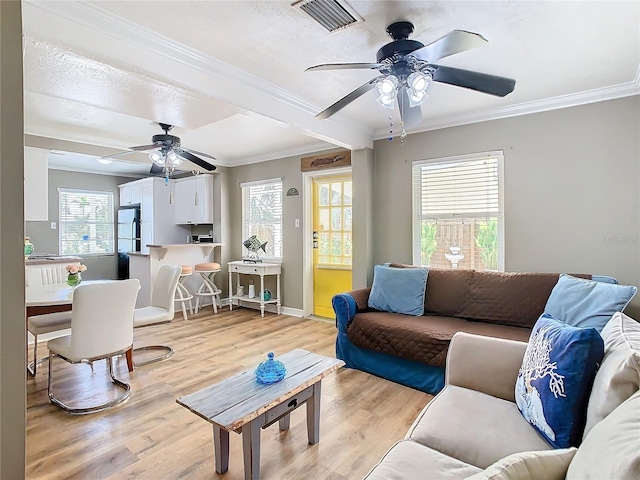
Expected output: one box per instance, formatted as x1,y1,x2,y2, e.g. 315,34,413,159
293,0,363,33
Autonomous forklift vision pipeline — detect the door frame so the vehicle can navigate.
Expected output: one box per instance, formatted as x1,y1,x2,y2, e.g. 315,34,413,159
302,166,352,317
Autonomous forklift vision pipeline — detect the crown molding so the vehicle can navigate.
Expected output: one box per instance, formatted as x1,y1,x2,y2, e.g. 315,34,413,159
224,142,338,167
26,1,372,150
374,77,640,139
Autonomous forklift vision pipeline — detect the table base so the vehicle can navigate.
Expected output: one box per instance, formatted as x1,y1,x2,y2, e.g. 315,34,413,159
213,381,322,480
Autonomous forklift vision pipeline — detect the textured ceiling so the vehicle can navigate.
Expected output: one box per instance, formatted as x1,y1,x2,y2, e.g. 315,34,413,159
21,0,640,175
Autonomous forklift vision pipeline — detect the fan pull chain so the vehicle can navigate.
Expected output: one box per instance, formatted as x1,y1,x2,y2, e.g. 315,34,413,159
388,116,394,141
192,170,200,206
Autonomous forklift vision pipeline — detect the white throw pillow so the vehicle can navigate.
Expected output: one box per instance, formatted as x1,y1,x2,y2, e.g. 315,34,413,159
464,448,577,480
567,390,640,479
583,311,640,439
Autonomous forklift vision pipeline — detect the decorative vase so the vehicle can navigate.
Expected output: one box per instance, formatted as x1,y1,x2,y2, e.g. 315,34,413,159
24,237,34,260
248,284,256,298
255,352,287,384
262,289,272,301
67,273,82,288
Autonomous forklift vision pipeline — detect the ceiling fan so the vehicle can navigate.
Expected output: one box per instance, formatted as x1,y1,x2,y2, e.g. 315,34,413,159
101,123,217,174
306,21,516,127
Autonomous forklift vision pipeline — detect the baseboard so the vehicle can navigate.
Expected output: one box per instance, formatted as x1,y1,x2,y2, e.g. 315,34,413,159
222,297,304,317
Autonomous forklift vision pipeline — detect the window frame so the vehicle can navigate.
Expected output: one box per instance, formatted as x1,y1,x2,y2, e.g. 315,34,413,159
411,151,505,271
58,187,115,257
240,178,283,260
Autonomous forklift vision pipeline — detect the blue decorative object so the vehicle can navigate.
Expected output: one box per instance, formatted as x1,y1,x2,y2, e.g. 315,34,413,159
545,274,637,332
262,289,272,301
515,314,604,448
255,352,286,384
368,264,428,316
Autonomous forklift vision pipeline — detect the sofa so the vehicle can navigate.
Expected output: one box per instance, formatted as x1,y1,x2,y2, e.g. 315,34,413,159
332,267,611,394
364,312,640,480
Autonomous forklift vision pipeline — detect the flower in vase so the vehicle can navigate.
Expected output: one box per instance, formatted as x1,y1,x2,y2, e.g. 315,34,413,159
66,264,87,275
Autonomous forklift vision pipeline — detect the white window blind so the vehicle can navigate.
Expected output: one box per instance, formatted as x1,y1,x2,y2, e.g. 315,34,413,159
241,179,283,258
59,188,114,256
412,151,504,271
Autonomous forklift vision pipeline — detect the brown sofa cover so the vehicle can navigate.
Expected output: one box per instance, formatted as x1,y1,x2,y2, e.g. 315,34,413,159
346,268,591,368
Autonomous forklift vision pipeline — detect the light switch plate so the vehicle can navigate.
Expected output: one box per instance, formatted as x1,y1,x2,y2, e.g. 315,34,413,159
295,219,300,228
50,222,57,229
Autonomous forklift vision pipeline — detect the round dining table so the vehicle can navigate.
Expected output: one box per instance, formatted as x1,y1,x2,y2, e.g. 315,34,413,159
25,280,133,371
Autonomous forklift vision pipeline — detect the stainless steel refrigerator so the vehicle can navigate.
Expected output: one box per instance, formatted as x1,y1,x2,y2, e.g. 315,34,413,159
117,205,141,279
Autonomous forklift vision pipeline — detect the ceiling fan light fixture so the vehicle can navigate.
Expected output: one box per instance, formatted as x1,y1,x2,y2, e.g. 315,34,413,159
376,75,398,110
407,72,432,107
166,149,183,167
149,151,165,166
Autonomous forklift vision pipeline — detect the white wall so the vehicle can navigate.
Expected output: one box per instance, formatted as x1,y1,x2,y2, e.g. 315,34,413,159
373,96,640,317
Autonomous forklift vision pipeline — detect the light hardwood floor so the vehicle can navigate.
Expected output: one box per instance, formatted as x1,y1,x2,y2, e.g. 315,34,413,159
26,308,433,480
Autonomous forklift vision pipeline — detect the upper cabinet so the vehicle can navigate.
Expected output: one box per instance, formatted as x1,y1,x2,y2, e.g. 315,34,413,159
24,147,49,221
119,182,143,206
174,175,214,224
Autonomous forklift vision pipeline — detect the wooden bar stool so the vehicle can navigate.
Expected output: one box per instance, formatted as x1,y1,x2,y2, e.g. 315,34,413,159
194,262,222,314
175,265,194,320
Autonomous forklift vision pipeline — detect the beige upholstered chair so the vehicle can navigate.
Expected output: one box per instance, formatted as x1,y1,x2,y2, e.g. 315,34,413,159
27,312,72,376
132,264,181,367
47,279,140,414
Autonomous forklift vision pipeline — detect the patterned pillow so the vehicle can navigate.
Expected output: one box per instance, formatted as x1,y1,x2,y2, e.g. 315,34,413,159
515,314,604,448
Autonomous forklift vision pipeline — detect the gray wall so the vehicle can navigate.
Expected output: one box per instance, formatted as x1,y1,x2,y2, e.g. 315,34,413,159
228,155,306,309
26,170,135,280
0,1,26,476
373,96,640,317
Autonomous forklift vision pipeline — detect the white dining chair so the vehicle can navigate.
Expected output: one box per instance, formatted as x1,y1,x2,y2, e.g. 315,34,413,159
27,311,71,376
47,279,140,414
132,264,181,367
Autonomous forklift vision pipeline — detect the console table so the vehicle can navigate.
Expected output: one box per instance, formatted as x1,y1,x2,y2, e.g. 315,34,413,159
228,261,281,317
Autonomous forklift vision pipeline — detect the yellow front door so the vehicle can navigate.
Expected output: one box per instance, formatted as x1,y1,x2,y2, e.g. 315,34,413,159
313,176,353,318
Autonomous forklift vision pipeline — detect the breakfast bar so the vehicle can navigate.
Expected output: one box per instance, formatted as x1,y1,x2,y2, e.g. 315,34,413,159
129,243,223,308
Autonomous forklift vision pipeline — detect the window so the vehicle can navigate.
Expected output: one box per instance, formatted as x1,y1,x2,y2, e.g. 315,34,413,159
59,188,114,256
241,179,283,258
412,151,504,271
314,176,352,267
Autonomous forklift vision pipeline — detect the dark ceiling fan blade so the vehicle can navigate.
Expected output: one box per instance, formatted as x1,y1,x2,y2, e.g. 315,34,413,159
180,146,216,160
100,150,139,160
149,163,164,175
316,76,383,120
397,88,422,127
129,143,159,151
410,30,487,63
306,63,384,72
175,148,217,171
432,65,516,97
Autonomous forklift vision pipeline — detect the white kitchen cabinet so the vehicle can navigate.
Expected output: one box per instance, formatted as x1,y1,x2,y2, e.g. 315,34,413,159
119,177,190,253
24,147,49,221
174,175,214,224
119,182,143,206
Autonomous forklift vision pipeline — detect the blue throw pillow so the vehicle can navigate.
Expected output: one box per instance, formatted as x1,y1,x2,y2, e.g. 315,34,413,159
368,265,428,316
544,274,637,332
515,314,604,448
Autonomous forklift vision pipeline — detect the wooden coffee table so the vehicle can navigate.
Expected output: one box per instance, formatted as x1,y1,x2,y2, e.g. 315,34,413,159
176,349,344,480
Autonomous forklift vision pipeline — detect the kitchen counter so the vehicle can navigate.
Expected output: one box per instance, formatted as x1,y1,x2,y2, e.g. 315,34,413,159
130,243,223,308
26,255,82,266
